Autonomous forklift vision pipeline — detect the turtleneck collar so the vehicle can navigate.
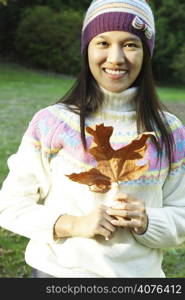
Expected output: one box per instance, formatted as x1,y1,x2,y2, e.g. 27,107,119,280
99,85,137,113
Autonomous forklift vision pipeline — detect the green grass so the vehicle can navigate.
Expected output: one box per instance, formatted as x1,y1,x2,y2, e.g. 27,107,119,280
0,60,185,278
157,86,185,102
0,61,75,185
0,229,29,278
162,246,185,278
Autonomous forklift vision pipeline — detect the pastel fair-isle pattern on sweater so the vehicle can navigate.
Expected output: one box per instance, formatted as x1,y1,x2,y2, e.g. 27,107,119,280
24,104,185,185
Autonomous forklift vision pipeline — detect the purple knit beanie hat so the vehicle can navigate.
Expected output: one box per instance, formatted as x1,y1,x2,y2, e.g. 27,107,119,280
81,0,155,56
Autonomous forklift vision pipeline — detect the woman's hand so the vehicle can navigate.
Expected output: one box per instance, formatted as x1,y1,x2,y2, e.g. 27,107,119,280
54,205,116,240
106,193,148,235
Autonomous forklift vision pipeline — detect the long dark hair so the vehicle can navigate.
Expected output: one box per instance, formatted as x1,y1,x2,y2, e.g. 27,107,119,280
58,42,174,170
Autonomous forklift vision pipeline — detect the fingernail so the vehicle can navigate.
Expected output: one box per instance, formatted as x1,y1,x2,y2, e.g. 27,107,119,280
106,209,111,214
117,193,127,200
111,220,118,225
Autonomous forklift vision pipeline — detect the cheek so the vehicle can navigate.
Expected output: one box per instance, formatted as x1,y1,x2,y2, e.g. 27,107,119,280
130,52,143,72
90,53,105,66
88,55,105,78
88,47,105,68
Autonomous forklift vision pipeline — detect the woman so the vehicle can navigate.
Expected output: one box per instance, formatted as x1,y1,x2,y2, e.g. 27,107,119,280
0,0,185,278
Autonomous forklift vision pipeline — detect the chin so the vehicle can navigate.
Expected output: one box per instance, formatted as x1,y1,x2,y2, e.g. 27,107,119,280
107,86,127,93
101,82,131,93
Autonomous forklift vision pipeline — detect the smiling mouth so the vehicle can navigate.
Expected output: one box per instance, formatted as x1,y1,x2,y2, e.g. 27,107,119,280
103,68,128,75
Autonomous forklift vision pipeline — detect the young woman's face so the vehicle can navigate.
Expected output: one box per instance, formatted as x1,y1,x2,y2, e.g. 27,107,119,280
88,31,143,93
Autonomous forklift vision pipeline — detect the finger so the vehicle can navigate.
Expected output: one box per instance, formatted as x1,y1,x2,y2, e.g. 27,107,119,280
102,219,116,233
117,194,144,207
118,193,139,202
97,225,112,240
120,202,145,212
110,201,126,209
106,208,128,218
104,212,117,222
112,199,142,211
124,198,145,211
115,193,135,202
107,207,143,217
110,218,141,228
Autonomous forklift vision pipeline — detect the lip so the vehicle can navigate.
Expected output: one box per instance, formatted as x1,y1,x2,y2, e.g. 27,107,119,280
103,67,127,71
103,68,128,80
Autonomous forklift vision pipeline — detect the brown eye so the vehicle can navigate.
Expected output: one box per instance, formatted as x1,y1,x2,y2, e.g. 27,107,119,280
125,43,138,48
98,41,108,46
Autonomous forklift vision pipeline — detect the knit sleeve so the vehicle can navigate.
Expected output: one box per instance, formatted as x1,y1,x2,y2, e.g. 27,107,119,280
133,114,185,249
0,108,65,244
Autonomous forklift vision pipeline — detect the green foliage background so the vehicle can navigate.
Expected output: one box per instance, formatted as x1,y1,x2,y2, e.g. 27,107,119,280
0,0,185,83
15,6,82,74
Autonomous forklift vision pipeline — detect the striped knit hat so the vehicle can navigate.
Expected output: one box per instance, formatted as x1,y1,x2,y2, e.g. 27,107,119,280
81,0,155,56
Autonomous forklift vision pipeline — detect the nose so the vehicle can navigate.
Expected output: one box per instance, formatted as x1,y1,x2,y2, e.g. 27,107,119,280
107,44,125,65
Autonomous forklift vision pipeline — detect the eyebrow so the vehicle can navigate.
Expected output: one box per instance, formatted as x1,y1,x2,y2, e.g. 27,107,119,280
95,35,141,42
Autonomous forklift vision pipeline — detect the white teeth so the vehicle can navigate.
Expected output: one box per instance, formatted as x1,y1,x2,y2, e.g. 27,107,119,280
105,69,127,75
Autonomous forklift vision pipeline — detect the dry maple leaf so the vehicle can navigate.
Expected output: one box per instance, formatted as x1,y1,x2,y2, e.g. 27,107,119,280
66,124,154,193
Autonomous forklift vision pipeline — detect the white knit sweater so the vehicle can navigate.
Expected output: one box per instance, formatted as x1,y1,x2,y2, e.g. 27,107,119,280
0,87,185,277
